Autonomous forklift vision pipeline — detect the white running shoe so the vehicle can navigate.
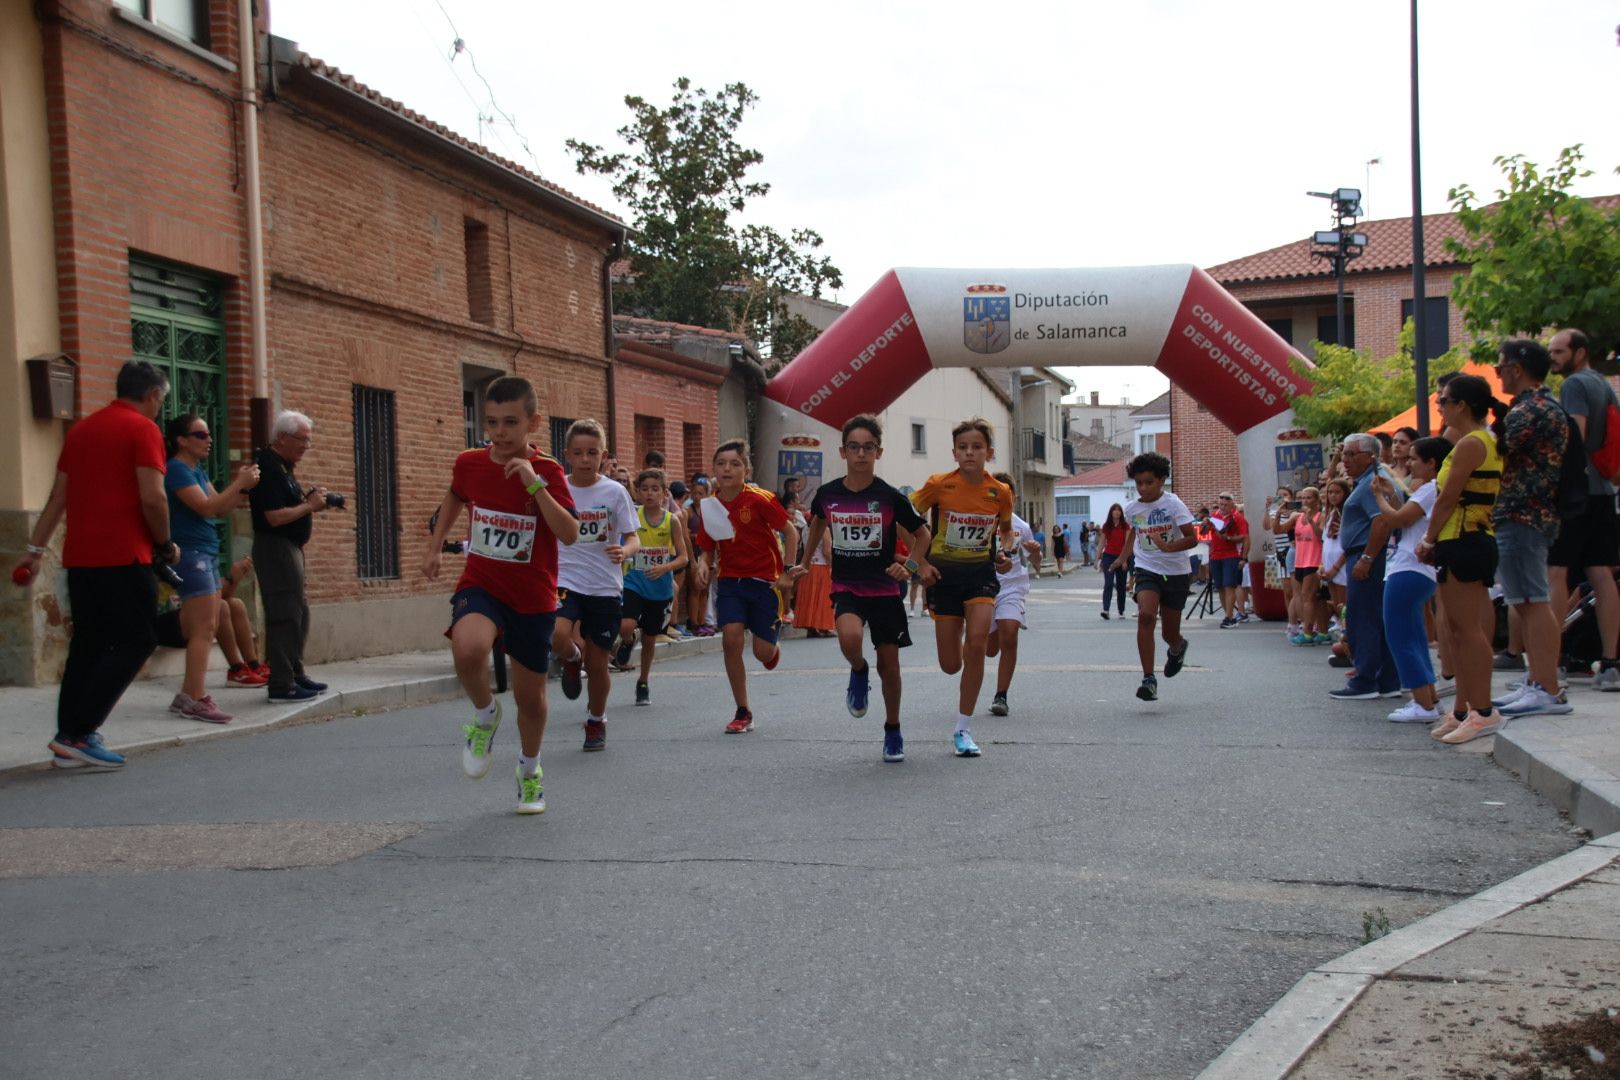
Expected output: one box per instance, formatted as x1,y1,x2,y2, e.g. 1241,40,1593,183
1499,684,1573,717
1491,680,1531,709
461,701,502,779
1387,701,1441,724
1432,676,1456,699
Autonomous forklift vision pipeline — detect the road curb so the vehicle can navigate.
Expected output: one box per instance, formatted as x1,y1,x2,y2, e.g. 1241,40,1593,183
1195,831,1620,1080
1493,726,1620,837
0,632,743,781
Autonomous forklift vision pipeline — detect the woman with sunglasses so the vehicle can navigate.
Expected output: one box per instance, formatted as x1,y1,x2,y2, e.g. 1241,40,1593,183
164,414,260,724
1418,376,1505,744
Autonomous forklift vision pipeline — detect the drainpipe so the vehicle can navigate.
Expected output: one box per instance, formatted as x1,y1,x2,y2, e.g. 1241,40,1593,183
602,234,623,452
240,0,271,448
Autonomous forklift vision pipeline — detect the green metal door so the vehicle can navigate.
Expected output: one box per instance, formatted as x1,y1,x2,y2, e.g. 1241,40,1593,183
129,256,229,486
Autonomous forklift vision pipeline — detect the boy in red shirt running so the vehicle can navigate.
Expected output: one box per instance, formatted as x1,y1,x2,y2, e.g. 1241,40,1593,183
422,377,578,814
692,439,802,734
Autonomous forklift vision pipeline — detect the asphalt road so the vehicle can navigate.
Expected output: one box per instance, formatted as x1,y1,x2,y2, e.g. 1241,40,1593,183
0,573,1578,1079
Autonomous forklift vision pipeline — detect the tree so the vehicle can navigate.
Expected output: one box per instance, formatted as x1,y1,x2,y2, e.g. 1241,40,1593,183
1446,145,1620,364
1286,321,1468,440
567,79,842,367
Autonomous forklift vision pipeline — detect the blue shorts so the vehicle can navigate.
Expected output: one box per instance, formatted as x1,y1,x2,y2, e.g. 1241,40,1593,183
449,587,556,674
716,577,783,643
1495,522,1551,604
1209,556,1242,589
172,548,221,600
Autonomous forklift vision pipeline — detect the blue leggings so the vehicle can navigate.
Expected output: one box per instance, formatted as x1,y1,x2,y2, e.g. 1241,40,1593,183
1382,570,1436,691
1100,553,1127,614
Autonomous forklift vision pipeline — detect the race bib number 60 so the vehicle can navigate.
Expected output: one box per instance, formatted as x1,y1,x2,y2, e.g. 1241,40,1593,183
943,511,996,553
577,507,611,544
470,505,537,563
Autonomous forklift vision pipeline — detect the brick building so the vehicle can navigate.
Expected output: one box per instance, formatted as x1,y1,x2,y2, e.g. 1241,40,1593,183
1173,206,1502,512
0,1,628,683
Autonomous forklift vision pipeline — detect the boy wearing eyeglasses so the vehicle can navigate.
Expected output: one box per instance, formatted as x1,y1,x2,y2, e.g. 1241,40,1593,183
797,415,932,763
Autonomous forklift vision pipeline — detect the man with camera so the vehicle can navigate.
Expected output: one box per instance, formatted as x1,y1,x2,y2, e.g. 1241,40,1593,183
250,410,342,703
13,361,178,769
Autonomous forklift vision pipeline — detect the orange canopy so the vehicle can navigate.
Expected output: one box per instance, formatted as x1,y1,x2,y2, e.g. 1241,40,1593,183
1370,362,1505,435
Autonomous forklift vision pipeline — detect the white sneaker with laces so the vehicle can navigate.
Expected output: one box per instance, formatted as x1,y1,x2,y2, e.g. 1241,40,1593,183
1388,701,1441,723
1499,684,1573,717
1595,666,1620,692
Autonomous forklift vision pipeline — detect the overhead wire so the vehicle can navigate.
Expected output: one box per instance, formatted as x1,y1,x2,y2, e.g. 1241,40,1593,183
427,0,541,172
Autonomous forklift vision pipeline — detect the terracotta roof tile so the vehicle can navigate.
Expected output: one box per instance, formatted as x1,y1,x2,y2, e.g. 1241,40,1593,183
292,52,625,230
613,315,748,343
1207,194,1620,286
1058,460,1129,488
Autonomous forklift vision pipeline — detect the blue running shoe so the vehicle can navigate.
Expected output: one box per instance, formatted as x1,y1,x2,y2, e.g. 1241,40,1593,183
846,664,870,719
953,730,981,757
47,731,125,769
882,726,904,763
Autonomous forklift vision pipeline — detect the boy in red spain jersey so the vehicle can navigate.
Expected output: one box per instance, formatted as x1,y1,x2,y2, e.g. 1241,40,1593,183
692,438,802,734
422,377,578,814
911,417,1015,757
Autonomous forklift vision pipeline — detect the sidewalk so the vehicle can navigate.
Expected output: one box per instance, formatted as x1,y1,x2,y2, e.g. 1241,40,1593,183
1201,674,1620,1079
0,633,729,779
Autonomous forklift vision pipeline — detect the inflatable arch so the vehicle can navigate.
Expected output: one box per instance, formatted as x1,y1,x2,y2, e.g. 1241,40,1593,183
756,265,1315,565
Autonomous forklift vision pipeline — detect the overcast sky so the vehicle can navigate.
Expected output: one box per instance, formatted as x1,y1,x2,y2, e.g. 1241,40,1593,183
270,0,1618,406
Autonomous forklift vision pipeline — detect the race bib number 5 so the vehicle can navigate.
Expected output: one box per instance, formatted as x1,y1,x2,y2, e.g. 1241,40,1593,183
943,511,996,553
578,507,612,544
829,511,883,553
470,505,537,563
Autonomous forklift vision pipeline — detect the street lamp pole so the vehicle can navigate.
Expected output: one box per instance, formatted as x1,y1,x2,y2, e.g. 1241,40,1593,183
1410,0,1430,436
1308,190,1368,348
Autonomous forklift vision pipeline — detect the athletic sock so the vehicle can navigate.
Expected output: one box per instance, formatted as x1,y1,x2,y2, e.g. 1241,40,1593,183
588,714,603,724
518,752,539,775
1453,708,1468,722
475,699,498,725
954,712,972,735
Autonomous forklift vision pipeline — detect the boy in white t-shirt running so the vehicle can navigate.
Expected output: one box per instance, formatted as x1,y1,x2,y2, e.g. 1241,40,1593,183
1122,452,1199,702
985,471,1042,717
553,419,639,751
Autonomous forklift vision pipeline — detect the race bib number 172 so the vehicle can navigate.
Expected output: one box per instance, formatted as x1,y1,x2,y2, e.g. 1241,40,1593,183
943,511,996,553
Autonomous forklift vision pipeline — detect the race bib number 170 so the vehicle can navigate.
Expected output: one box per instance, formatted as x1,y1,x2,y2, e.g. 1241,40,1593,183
470,505,537,563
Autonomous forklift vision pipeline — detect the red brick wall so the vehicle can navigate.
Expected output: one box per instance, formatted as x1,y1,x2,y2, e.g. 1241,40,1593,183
42,0,251,436
611,360,719,483
260,88,617,606
1169,385,1241,513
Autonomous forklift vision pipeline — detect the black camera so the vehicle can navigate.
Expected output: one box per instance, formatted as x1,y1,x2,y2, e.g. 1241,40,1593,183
151,543,183,589
324,492,347,509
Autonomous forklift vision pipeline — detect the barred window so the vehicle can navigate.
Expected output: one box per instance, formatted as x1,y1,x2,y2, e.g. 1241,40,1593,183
353,385,400,579
550,417,575,461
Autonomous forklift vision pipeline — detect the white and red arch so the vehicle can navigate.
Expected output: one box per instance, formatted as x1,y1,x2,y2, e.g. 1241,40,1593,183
758,264,1313,565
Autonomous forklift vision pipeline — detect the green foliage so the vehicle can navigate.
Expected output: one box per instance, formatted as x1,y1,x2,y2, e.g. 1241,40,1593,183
1446,145,1620,365
1286,320,1468,440
1361,907,1392,944
567,78,842,367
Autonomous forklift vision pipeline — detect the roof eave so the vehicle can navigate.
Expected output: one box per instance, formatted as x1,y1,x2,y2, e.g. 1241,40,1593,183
271,39,627,240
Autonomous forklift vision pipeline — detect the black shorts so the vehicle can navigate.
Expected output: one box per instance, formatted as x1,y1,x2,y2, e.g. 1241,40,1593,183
154,608,185,650
1434,531,1498,585
449,587,556,673
556,589,623,650
1550,495,1619,569
833,592,913,648
622,589,672,637
1293,566,1319,583
1134,569,1191,612
926,563,999,619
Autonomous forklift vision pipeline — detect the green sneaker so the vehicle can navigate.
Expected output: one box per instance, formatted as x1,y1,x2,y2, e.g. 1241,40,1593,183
516,765,545,814
461,701,502,779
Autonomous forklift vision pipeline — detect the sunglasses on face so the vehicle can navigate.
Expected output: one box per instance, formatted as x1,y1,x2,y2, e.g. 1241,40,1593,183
185,430,212,440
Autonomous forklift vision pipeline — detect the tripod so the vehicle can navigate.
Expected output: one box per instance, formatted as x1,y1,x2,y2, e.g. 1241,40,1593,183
1189,574,1219,619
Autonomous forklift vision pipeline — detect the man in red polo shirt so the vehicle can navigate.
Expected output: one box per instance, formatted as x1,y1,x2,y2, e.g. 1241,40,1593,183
14,361,176,770
1207,491,1250,628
